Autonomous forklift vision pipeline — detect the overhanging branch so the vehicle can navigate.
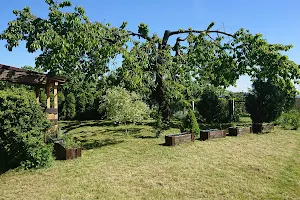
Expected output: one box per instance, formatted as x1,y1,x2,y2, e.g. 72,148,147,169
161,29,234,49
128,31,151,41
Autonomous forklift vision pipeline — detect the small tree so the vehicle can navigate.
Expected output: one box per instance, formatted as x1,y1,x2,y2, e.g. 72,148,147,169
197,88,230,123
101,87,149,124
245,79,295,123
182,110,200,136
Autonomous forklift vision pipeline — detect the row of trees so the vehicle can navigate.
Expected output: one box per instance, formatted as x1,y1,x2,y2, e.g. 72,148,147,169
0,76,296,172
1,0,299,125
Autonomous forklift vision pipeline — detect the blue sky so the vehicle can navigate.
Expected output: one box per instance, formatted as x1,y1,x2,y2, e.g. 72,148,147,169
1,0,299,92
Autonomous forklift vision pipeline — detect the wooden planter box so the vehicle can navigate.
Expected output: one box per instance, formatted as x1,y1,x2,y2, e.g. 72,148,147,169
252,123,274,133
54,143,82,160
165,132,194,146
200,129,226,141
228,126,252,136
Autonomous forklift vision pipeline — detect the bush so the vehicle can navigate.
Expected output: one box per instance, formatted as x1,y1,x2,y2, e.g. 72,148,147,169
0,88,53,171
277,109,300,130
245,79,295,123
182,110,200,136
196,88,230,123
101,87,150,124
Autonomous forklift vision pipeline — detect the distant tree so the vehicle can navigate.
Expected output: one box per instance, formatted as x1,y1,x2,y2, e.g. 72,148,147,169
64,93,76,120
197,88,230,123
76,93,87,118
101,87,150,124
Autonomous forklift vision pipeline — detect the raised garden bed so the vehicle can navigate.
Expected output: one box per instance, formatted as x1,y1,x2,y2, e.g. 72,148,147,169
228,126,252,136
165,132,194,146
54,142,82,160
252,123,274,133
200,129,226,141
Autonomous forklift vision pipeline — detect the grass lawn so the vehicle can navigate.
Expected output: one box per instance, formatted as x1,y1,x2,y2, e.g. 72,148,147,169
1,120,300,199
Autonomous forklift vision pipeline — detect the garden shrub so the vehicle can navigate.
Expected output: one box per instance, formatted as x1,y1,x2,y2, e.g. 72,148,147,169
182,110,200,136
0,88,53,171
196,88,230,123
57,130,80,148
245,79,295,123
277,109,300,130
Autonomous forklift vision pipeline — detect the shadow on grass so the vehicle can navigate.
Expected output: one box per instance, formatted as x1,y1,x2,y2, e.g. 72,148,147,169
158,143,169,146
77,138,124,150
0,168,9,175
62,120,117,134
134,135,157,139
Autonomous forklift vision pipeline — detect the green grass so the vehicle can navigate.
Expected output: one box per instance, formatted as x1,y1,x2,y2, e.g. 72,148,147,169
239,116,252,124
1,120,300,199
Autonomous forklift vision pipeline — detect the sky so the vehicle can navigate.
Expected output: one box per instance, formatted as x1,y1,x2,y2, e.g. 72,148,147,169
0,0,299,92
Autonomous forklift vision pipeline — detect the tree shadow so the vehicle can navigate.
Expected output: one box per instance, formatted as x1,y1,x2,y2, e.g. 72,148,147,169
0,168,9,175
159,143,169,146
134,135,158,139
62,120,127,134
78,138,124,150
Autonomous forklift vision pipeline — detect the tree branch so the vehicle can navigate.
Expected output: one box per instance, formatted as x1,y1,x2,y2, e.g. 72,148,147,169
161,29,234,49
128,31,151,41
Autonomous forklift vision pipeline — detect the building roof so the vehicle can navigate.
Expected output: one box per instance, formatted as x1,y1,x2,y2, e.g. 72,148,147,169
0,64,66,86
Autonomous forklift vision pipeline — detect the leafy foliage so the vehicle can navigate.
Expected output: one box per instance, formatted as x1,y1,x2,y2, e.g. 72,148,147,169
277,109,300,130
182,110,200,136
245,79,296,123
196,88,230,123
1,1,300,123
77,93,87,118
119,23,300,122
0,1,128,80
57,130,80,148
138,23,149,38
63,93,76,120
101,87,150,124
0,88,53,171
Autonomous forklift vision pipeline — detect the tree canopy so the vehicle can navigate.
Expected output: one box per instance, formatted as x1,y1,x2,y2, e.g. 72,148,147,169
1,0,299,121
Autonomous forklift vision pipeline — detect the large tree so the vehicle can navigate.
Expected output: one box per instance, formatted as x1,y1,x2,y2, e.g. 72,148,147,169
118,24,300,121
1,0,299,122
0,0,128,80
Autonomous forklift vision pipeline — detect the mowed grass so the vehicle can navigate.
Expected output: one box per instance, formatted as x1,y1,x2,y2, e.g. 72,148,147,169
1,120,300,199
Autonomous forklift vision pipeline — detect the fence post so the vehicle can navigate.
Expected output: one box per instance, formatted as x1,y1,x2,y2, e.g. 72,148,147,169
229,99,235,119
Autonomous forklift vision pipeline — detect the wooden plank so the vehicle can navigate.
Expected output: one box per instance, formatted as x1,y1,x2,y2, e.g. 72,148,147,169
53,82,58,109
45,108,58,114
46,84,51,109
200,129,226,141
47,113,57,120
165,132,194,146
